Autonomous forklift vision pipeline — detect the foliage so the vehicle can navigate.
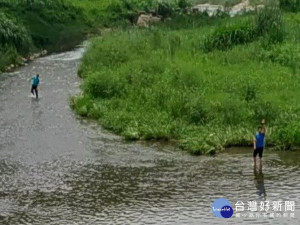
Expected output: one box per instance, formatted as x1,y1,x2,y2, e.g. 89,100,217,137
255,6,285,44
74,13,300,155
257,42,300,74
0,0,194,71
204,6,285,52
0,45,19,71
0,0,93,71
0,12,32,54
203,22,257,52
280,0,300,12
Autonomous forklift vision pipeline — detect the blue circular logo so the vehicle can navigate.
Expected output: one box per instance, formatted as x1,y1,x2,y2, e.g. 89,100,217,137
212,198,233,218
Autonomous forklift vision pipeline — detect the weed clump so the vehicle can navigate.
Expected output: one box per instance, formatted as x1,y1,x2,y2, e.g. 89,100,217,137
203,22,257,52
255,6,285,44
280,0,300,12
204,6,285,52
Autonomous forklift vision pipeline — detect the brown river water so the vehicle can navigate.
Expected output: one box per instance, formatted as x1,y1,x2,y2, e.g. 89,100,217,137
0,47,299,225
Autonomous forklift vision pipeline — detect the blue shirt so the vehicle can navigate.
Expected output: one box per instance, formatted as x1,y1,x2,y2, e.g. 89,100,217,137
255,132,265,148
32,76,39,86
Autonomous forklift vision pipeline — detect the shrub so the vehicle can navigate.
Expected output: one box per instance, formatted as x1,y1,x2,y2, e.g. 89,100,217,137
203,22,257,52
257,42,300,73
272,121,300,150
0,12,32,54
279,0,300,12
0,45,19,71
178,0,191,9
252,101,279,124
79,38,129,77
157,1,175,18
203,6,286,52
83,71,123,99
255,6,285,43
244,82,257,102
168,34,181,56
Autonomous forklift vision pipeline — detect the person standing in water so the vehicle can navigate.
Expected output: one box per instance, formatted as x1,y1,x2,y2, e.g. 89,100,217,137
253,119,266,168
31,74,40,98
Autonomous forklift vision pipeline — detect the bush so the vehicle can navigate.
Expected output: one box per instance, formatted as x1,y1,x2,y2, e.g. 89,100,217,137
203,22,257,52
0,45,19,71
257,42,300,74
0,0,95,71
272,121,300,149
83,70,123,99
178,0,190,9
203,6,286,52
280,0,300,12
157,1,175,18
0,12,32,54
255,6,285,43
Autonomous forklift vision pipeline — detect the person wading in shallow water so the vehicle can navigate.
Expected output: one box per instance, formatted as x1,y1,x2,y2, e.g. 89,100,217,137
253,119,266,168
31,74,40,99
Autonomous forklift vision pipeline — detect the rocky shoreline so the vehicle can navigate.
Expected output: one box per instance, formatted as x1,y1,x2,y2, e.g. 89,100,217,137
4,49,48,73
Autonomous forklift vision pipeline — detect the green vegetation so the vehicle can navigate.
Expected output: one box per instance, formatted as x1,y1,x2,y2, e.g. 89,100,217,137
73,6,300,155
198,5,285,52
280,0,300,12
0,0,193,72
0,0,93,71
203,22,257,52
0,12,32,70
72,0,192,26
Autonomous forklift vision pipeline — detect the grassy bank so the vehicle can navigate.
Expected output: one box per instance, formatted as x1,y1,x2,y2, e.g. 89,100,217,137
73,6,300,155
0,0,195,72
0,0,290,72
0,0,280,72
0,0,93,71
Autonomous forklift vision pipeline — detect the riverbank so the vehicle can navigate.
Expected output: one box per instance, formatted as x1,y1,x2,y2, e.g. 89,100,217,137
0,0,145,72
0,0,281,72
73,5,300,155
0,0,89,72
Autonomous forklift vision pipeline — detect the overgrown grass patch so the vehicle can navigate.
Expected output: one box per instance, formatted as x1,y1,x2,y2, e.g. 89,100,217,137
280,0,300,12
74,11,300,154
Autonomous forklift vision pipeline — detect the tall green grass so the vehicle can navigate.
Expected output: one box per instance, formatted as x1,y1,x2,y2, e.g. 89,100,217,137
0,12,32,54
0,0,194,71
280,0,300,12
1,0,91,52
73,11,300,154
0,0,95,71
255,6,285,43
203,22,257,52
0,12,32,71
203,6,284,52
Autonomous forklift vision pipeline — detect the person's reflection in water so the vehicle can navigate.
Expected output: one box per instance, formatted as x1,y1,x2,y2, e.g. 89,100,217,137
254,165,266,199
31,99,43,130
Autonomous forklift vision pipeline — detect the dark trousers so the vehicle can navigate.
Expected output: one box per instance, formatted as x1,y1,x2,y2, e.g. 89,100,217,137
31,85,38,98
